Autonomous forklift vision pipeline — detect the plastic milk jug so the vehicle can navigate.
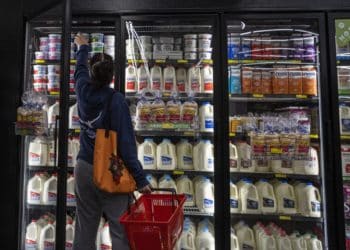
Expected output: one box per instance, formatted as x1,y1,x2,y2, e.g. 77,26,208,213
258,230,277,250
201,65,214,93
68,103,79,129
230,182,240,213
255,179,277,214
307,236,323,250
294,182,306,214
156,138,176,170
302,183,321,217
340,105,350,135
231,229,239,250
196,178,215,213
236,142,254,172
138,138,157,169
275,180,297,214
289,232,307,250
163,65,176,93
276,232,293,250
137,64,149,92
193,140,204,170
42,174,57,205
176,175,195,206
198,218,214,235
188,66,201,93
100,222,112,250
237,179,260,214
150,65,162,91
27,173,46,205
158,174,177,193
236,224,256,250
176,139,193,170
125,64,137,92
304,147,319,175
39,222,55,250
199,102,214,132
202,140,214,171
178,224,196,250
48,101,59,128
229,142,239,172
146,174,158,189
25,220,41,250
66,175,76,207
65,222,74,250
29,137,48,166
176,67,187,93
195,226,215,250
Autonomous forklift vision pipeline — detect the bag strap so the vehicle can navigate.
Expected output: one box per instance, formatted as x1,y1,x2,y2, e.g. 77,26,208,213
103,90,116,138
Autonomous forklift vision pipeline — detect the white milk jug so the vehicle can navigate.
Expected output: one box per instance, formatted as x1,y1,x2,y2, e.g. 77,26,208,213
193,140,204,170
196,178,215,213
100,222,112,250
230,182,240,213
150,65,162,91
42,174,57,205
289,232,307,250
340,105,350,135
231,230,239,250
68,103,79,129
39,222,55,250
65,222,74,250
202,140,214,171
176,175,195,206
158,175,177,193
177,139,194,170
276,234,293,250
258,231,277,250
197,218,214,235
199,102,214,132
307,236,323,250
71,138,80,167
137,64,149,92
66,175,76,207
229,142,239,172
29,137,48,166
236,142,254,172
27,173,46,205
176,67,187,93
177,218,196,250
146,174,158,189
47,101,59,128
138,138,157,169
125,64,137,92
156,138,176,170
201,65,214,93
195,226,215,250
255,179,277,214
275,180,297,214
188,66,201,93
236,224,256,250
237,179,260,214
302,183,321,217
163,65,176,93
25,220,41,250
294,182,306,215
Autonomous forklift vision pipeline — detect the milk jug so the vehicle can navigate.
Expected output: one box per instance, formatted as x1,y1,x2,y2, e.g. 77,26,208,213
176,175,195,206
340,105,350,135
201,65,214,93
307,236,323,250
177,139,193,170
176,67,187,93
197,218,214,235
302,183,321,217
150,65,162,91
188,66,201,93
42,174,57,205
196,178,215,213
195,226,215,250
39,222,55,250
236,224,256,250
146,174,158,189
237,179,260,214
29,137,48,166
65,222,74,250
163,65,176,93
71,138,80,167
231,229,239,250
66,175,76,207
255,179,277,214
156,138,176,170
137,64,149,92
178,218,196,250
236,141,254,172
25,220,41,250
275,180,297,214
68,103,79,129
229,142,239,172
289,232,307,250
48,101,59,128
294,182,306,214
199,102,214,132
276,233,293,250
193,140,204,170
304,147,319,175
100,222,112,250
27,173,46,205
230,182,240,213
138,138,157,169
158,175,177,193
125,64,137,92
202,140,214,171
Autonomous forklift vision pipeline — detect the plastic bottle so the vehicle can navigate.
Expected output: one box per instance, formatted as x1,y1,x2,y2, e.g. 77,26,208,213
176,139,193,170
156,138,177,170
236,223,256,250
236,141,254,172
176,175,195,206
231,229,240,250
187,66,201,93
137,138,157,169
276,231,293,250
68,103,79,129
176,68,187,93
47,139,57,167
196,178,215,213
304,147,319,175
42,174,57,205
302,183,321,217
39,221,55,250
307,236,323,250
201,65,214,93
125,64,137,92
27,173,47,205
289,231,307,250
177,220,196,250
65,221,74,250
25,220,41,250
237,179,260,214
28,137,48,166
230,182,240,213
100,222,112,250
150,65,163,91
275,180,297,214
229,142,239,172
158,174,177,193
66,175,76,207
163,65,176,93
137,64,149,92
255,179,277,214
202,140,215,171
195,225,215,250
199,102,214,132
47,101,59,129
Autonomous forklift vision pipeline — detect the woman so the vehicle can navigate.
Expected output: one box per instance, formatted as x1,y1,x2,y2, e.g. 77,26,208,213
73,33,151,250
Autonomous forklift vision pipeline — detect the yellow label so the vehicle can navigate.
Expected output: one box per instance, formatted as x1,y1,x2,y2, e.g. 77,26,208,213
228,59,237,64
155,59,165,63
310,134,318,139
229,132,236,137
271,148,282,154
202,59,213,64
253,94,264,98
162,123,174,129
35,59,45,64
49,91,59,95
296,95,307,99
279,215,291,221
173,170,184,175
70,59,77,64
341,135,350,140
183,131,195,136
177,59,188,64
275,173,287,178
74,129,81,133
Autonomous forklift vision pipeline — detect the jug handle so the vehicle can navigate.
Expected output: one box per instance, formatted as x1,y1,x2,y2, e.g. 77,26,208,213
233,145,238,157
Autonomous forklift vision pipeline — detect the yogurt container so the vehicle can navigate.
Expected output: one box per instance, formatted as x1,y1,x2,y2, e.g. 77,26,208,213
174,44,182,50
153,44,162,52
185,52,197,60
91,42,104,53
39,45,49,52
39,37,49,46
199,39,212,49
33,65,47,75
48,43,61,52
184,39,197,48
159,37,174,44
48,74,60,83
90,33,104,43
199,48,213,60
199,34,212,39
33,74,47,83
161,44,174,51
48,34,61,43
35,51,47,60
140,43,152,52
184,34,198,39
48,52,61,60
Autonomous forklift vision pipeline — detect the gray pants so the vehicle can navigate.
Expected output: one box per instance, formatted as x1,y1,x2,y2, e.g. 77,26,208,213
73,159,130,250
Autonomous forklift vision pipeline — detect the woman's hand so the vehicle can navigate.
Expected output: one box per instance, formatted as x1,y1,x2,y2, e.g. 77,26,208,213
74,32,89,47
138,184,152,194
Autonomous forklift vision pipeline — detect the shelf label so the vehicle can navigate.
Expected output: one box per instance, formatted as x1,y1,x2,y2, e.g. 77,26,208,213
309,134,318,139
229,132,236,137
183,131,195,136
279,215,291,221
49,91,59,95
70,60,77,64
173,170,184,175
275,173,287,178
74,129,80,133
34,59,46,64
342,135,350,140
228,59,236,64
271,148,282,154
252,94,264,98
155,59,165,63
177,59,188,64
296,94,307,99
202,59,213,64
162,123,174,129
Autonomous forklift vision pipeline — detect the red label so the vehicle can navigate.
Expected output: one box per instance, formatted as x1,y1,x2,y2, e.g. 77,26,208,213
169,114,181,122
126,81,135,90
101,244,112,250
346,164,350,173
152,81,161,90
139,114,151,122
204,82,213,91
182,114,194,122
155,115,166,122
164,80,174,91
253,145,265,154
191,81,200,91
138,80,147,90
29,152,40,161
177,81,185,92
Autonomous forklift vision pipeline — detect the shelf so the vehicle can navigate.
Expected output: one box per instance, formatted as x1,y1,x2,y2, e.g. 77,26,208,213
144,169,214,177
339,96,350,102
32,59,77,65
343,176,350,181
26,204,76,211
126,59,213,66
337,58,350,65
228,59,317,66
341,135,350,140
126,92,213,102
27,166,75,172
229,132,319,140
229,94,318,103
230,213,323,222
47,93,77,99
184,206,214,217
230,172,320,182
135,130,213,137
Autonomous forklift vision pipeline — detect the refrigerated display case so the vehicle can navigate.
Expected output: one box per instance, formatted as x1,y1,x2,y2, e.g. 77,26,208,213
223,14,331,249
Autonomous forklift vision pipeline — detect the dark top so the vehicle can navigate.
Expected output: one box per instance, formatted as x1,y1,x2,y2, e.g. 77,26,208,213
74,44,148,189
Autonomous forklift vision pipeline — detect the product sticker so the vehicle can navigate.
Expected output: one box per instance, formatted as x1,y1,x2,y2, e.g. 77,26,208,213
164,79,174,91
241,159,251,168
67,155,73,166
43,241,54,250
263,198,275,208
204,198,214,208
152,79,161,90
247,199,259,210
183,156,193,165
283,198,295,209
311,201,321,212
161,156,172,165
72,116,80,127
242,244,254,250
342,145,350,176
29,152,41,163
207,158,214,169
126,78,136,90
205,117,214,129
230,159,238,169
342,119,350,132
48,192,57,203
30,191,41,201
343,185,350,218
230,199,238,208
144,156,154,165
185,194,193,201
100,244,112,250
176,81,186,92
25,240,37,250
191,78,200,92
65,242,73,250
204,78,213,91
66,193,76,204
138,79,148,90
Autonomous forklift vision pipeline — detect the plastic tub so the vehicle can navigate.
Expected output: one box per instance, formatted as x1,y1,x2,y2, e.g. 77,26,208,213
184,34,198,39
39,37,49,46
48,43,61,52
198,51,212,60
198,39,212,49
33,65,47,75
39,45,49,52
33,74,47,83
90,33,104,43
184,39,197,48
174,45,182,51
48,34,61,43
48,52,61,60
35,51,47,60
184,47,197,52
159,37,174,44
91,42,104,52
47,74,60,83
161,44,174,51
47,65,60,75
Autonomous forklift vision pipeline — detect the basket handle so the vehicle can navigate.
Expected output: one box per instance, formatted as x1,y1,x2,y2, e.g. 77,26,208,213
151,188,178,211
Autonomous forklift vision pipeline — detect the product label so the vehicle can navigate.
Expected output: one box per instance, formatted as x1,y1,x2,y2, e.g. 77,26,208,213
30,191,41,201
48,192,57,203
230,199,238,208
240,159,251,168
138,80,148,90
283,198,295,209
143,156,154,165
100,244,112,250
204,198,214,208
25,239,37,250
177,81,185,92
164,79,174,91
29,152,41,163
183,156,193,165
230,159,237,169
151,80,161,90
342,119,350,132
185,194,193,202
204,79,213,91
247,199,259,210
311,201,321,212
72,116,79,126
67,155,73,166
43,241,54,250
65,242,73,250
205,117,214,129
242,244,254,250
207,158,214,169
49,152,56,163
126,78,136,91
182,113,195,122
263,197,275,208
66,193,76,205
161,156,172,166
190,79,200,92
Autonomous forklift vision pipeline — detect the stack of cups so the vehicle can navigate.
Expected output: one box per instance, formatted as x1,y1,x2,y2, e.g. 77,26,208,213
104,35,115,59
47,64,60,92
48,34,62,60
126,39,139,60
184,34,197,60
90,33,104,57
198,34,213,60
139,36,152,60
174,37,182,51
35,37,49,60
32,65,47,92
69,65,76,92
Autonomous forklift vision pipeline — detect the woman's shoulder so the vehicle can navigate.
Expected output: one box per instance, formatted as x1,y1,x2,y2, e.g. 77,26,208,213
111,91,127,106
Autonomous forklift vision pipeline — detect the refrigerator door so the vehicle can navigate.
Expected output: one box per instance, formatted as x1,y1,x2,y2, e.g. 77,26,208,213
224,14,328,250
121,15,220,250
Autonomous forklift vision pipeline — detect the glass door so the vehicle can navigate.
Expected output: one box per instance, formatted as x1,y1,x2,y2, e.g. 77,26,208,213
224,14,327,250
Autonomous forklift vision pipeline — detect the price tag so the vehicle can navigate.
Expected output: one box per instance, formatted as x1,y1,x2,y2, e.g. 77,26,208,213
50,91,59,95
275,173,287,178
279,215,291,221
271,148,282,154
229,132,236,137
162,123,174,129
309,134,318,139
177,59,188,64
74,129,81,133
296,94,307,99
253,94,264,98
342,135,350,140
173,170,184,175
202,59,213,64
35,59,45,64
70,60,77,64
155,59,165,63
183,131,195,136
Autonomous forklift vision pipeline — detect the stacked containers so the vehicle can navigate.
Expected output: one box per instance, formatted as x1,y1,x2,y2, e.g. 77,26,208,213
139,36,152,60
104,35,115,59
47,64,60,92
48,34,61,60
90,33,104,57
126,38,139,60
35,37,49,60
184,34,197,60
198,34,213,60
33,65,47,93
69,65,76,92
152,36,175,60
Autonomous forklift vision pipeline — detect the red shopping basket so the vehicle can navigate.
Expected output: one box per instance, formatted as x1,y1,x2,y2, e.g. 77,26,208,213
120,188,186,250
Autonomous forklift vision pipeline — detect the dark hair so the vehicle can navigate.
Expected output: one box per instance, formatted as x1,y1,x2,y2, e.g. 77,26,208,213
89,53,114,88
